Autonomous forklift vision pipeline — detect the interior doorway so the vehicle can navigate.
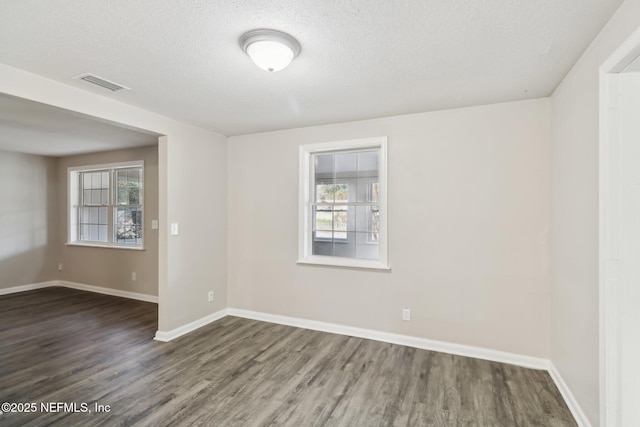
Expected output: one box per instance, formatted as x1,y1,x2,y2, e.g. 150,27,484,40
0,92,164,338
599,26,640,427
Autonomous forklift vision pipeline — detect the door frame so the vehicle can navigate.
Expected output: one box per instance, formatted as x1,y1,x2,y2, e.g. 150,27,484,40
599,24,640,427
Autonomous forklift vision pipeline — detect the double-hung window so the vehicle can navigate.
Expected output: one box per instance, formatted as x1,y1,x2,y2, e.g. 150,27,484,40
298,137,389,270
68,161,144,249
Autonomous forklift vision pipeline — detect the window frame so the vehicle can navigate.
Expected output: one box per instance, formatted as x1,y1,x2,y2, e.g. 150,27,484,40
67,160,145,250
298,137,389,270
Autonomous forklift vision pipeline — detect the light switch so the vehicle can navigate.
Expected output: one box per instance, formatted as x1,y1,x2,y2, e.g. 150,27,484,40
170,223,179,235
151,220,159,229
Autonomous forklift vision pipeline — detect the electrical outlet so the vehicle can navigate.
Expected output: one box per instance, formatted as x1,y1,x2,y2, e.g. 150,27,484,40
58,263,63,271
402,308,411,321
208,291,214,302
131,272,136,281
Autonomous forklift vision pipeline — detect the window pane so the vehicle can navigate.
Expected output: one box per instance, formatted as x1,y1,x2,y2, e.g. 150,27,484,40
316,183,334,203
316,183,349,203
357,151,378,178
355,232,379,259
129,185,140,205
333,183,349,203
81,172,108,205
99,225,107,242
80,207,89,223
312,238,332,255
130,169,141,183
128,168,141,204
83,173,92,189
357,180,380,203
370,182,380,202
313,205,357,242
117,171,124,204
80,225,89,240
117,171,127,205
90,224,99,241
314,231,333,241
314,154,334,180
333,210,348,239
91,189,101,205
333,232,355,258
116,168,143,206
89,207,99,224
91,173,101,188
115,207,143,244
98,206,107,224
314,208,332,239
78,205,107,243
355,206,379,233
334,152,356,179
370,209,380,242
355,206,366,232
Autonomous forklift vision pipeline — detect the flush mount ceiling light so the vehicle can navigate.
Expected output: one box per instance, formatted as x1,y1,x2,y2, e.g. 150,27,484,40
240,29,301,72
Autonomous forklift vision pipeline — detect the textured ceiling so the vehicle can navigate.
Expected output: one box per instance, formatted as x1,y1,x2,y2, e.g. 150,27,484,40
0,94,158,157
0,0,624,136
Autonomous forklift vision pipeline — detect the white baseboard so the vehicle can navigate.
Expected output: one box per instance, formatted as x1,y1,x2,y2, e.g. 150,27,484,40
155,306,589,427
227,308,549,370
154,308,228,342
227,309,592,423
0,280,158,303
548,362,591,427
0,281,58,295
57,280,158,303
1,282,587,425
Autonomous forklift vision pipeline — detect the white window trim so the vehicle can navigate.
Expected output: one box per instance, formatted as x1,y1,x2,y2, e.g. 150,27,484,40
298,137,390,271
67,160,145,250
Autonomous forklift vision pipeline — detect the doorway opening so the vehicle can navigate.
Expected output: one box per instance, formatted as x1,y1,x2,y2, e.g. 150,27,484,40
0,92,165,338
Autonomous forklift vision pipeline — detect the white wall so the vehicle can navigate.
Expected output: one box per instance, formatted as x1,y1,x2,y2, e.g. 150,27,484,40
229,98,551,358
550,0,640,425
0,64,228,332
0,149,58,288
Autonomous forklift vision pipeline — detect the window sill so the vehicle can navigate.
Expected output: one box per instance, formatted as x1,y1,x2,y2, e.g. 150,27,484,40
66,242,145,251
297,256,390,271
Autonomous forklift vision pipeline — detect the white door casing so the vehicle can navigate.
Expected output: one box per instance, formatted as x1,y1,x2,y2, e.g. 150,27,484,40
600,26,640,427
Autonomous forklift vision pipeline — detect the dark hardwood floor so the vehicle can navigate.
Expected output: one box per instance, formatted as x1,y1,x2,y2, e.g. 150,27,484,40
0,287,576,426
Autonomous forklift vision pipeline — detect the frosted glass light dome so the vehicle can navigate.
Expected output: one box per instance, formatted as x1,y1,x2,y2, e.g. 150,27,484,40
246,40,294,72
240,29,301,73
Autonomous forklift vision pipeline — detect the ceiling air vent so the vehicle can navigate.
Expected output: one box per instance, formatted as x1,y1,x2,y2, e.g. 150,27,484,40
74,73,130,92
